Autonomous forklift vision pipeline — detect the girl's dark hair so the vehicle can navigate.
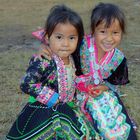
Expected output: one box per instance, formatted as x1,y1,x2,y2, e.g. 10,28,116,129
91,3,126,34
43,5,84,75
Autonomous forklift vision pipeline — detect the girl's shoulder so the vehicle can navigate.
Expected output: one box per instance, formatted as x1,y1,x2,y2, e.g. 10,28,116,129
114,48,126,60
81,34,93,49
28,54,55,70
29,54,50,62
83,34,92,42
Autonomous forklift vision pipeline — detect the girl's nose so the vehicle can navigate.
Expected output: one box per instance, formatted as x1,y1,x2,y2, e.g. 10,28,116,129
63,39,69,47
105,33,113,42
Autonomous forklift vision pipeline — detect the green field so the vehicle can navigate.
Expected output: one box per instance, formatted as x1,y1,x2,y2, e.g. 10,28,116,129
0,0,140,139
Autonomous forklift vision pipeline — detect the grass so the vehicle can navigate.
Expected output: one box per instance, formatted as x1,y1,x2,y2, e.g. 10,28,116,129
0,0,140,139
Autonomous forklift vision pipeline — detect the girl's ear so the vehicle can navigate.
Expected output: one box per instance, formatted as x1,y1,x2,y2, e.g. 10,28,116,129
45,34,48,39
91,32,95,37
44,34,49,46
45,34,48,41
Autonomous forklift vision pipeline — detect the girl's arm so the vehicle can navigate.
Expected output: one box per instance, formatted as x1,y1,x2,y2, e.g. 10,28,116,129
20,55,59,107
80,38,90,74
106,57,129,85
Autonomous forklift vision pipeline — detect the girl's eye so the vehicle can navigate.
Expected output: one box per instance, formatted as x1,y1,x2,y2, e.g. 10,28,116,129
112,31,122,36
100,30,106,33
113,31,120,35
70,36,75,40
56,35,62,39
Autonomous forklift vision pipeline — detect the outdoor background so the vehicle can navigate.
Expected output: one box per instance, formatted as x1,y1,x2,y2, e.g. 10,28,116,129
0,0,140,139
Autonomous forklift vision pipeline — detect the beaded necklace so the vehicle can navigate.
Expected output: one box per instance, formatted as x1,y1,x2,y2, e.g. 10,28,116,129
87,35,114,85
53,54,76,103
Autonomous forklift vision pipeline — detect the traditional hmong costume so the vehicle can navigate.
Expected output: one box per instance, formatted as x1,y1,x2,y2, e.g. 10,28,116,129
75,35,137,140
6,54,101,140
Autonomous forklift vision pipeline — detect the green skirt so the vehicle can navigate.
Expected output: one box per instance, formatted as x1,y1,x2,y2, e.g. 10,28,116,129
6,101,101,140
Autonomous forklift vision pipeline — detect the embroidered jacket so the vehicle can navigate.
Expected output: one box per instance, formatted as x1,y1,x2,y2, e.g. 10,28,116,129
76,35,132,139
79,34,129,85
20,55,60,107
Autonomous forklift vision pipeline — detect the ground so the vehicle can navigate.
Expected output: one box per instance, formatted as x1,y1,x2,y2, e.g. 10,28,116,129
0,0,140,139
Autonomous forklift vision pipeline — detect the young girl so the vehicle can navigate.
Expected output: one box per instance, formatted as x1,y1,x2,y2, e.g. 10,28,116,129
36,3,137,140
75,3,137,140
6,5,100,140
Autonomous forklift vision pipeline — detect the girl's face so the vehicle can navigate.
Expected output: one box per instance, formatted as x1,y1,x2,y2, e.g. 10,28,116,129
93,19,122,53
48,22,78,64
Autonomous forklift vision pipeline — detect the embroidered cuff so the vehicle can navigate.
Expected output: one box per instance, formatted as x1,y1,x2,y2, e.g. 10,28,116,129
104,81,118,93
36,86,59,107
47,92,59,107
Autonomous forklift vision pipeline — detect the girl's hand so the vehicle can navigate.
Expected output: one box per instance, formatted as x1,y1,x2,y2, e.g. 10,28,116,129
38,44,52,60
87,84,109,98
